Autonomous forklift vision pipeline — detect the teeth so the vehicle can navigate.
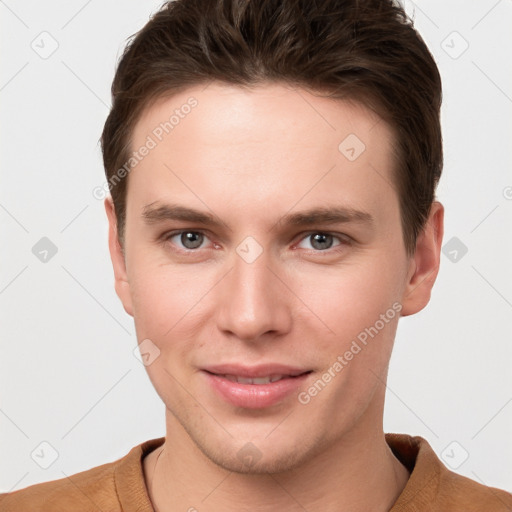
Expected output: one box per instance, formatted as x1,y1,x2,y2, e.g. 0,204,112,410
221,374,285,384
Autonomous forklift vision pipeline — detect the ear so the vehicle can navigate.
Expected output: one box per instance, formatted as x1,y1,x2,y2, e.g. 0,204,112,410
104,197,134,317
400,201,444,317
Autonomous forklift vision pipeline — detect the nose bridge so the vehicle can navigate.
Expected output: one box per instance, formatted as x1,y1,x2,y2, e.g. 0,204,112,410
215,239,291,341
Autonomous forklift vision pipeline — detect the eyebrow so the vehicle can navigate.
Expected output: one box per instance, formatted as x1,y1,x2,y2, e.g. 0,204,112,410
141,202,374,230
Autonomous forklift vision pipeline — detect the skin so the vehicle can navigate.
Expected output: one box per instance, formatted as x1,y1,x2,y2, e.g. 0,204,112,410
105,82,444,512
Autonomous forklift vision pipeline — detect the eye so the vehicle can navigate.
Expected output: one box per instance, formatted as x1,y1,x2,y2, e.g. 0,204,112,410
163,230,210,251
296,232,349,252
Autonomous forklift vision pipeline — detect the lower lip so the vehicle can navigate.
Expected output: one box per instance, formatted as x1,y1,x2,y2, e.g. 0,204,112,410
203,371,311,409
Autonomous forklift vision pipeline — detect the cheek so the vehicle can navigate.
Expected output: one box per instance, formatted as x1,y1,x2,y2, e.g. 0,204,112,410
131,272,193,333
126,254,217,360
290,259,401,341
127,265,205,397
298,262,402,411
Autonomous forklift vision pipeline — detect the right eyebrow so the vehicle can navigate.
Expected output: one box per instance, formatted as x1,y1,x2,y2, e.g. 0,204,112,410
142,202,218,226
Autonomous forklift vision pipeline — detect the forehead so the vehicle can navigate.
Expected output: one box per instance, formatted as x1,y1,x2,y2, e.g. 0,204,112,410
134,82,391,150
127,82,399,231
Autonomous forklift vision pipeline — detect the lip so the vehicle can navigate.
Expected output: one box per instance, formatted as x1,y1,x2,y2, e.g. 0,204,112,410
201,364,312,409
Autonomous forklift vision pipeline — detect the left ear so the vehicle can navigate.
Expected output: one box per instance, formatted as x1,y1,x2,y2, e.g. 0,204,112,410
400,201,444,317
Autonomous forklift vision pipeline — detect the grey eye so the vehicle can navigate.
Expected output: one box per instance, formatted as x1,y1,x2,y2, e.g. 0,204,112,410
308,233,335,251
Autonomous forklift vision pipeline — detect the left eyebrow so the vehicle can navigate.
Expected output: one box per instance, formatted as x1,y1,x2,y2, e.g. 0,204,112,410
275,206,375,230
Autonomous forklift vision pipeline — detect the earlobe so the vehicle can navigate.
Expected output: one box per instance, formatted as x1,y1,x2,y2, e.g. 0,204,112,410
400,201,444,317
104,197,134,317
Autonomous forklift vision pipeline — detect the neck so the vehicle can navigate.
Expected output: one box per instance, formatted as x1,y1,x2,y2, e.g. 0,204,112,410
143,419,410,512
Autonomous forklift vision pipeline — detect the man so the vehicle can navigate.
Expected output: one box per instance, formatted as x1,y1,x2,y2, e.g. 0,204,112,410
2,0,511,510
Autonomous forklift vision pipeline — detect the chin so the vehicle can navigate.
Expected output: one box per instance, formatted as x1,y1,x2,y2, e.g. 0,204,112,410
211,450,306,475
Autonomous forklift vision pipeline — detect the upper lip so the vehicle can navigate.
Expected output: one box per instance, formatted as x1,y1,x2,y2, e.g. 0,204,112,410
202,363,311,378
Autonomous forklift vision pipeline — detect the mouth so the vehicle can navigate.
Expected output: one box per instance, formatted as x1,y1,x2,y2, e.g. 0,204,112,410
201,369,314,409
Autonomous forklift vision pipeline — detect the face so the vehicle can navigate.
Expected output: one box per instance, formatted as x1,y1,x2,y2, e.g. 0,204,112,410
106,82,441,474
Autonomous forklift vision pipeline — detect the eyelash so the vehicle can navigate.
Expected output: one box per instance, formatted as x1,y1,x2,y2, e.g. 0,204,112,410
160,229,352,256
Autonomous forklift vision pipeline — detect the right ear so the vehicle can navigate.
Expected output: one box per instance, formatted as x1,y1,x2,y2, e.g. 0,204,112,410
104,197,134,317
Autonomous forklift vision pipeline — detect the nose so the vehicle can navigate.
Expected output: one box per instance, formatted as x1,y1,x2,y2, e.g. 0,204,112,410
215,246,293,343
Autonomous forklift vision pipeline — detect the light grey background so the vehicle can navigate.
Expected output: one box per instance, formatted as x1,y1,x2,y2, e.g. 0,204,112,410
1,0,511,494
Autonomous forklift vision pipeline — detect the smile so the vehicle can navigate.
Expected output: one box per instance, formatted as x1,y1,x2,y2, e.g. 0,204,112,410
216,373,304,384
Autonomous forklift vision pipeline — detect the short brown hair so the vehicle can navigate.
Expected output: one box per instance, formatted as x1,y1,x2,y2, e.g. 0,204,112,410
100,0,442,257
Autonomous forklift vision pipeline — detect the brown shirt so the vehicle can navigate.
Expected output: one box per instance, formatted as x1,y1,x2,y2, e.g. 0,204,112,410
1,433,511,511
